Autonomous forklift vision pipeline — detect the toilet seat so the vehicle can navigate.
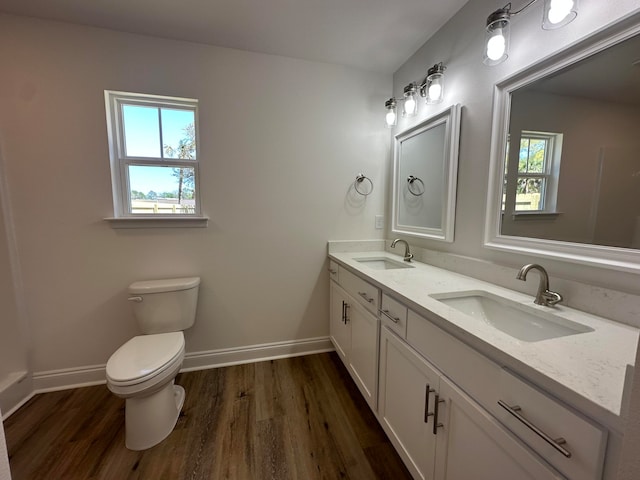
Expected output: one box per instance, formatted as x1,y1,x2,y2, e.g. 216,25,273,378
106,332,185,395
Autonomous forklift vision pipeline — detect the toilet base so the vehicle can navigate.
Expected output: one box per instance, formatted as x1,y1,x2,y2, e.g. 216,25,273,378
124,380,185,451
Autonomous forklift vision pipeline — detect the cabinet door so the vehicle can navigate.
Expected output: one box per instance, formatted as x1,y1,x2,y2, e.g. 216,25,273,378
329,281,350,362
378,327,441,480
347,297,379,410
434,376,563,480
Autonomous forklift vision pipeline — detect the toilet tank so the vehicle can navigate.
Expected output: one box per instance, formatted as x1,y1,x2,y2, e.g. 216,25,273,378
128,277,200,334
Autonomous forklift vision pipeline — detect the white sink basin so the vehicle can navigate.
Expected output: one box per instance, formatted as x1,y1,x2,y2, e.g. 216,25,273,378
355,257,414,270
430,290,593,342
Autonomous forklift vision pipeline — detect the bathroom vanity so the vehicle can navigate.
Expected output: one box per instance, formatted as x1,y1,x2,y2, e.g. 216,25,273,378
328,243,638,480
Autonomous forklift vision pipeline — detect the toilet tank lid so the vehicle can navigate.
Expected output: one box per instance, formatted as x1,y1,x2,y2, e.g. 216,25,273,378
129,277,200,294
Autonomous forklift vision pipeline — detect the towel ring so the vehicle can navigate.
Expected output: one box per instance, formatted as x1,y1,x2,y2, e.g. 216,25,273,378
407,175,425,196
354,173,374,196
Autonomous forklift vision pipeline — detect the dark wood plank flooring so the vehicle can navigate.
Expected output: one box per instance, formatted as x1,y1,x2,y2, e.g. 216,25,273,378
5,352,412,479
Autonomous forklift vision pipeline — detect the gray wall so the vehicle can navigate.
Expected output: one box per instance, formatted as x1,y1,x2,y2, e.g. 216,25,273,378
0,14,390,374
389,0,640,295
389,2,640,478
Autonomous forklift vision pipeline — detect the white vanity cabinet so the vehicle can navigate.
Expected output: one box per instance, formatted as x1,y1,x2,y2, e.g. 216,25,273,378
435,375,564,480
406,309,607,480
329,280,351,360
329,262,380,410
378,326,562,480
328,253,610,480
378,326,441,479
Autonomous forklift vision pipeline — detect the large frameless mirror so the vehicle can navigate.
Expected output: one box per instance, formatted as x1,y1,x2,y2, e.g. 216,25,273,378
484,13,640,273
392,104,462,242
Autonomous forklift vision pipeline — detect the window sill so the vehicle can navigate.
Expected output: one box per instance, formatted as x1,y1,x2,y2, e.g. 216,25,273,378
104,216,209,229
510,211,562,221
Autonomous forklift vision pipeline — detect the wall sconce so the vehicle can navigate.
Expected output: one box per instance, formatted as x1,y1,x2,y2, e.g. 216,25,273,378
484,8,511,66
384,61,446,125
402,84,418,117
484,0,578,66
542,0,578,29
424,63,446,104
385,98,397,128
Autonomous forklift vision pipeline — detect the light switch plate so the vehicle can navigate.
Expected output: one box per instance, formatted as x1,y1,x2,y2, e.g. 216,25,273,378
375,215,384,229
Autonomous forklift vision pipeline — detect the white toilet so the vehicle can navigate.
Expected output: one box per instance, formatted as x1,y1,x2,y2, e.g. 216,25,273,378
106,276,200,450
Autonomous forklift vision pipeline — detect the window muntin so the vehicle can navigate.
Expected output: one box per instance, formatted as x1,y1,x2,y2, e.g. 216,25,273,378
105,91,200,217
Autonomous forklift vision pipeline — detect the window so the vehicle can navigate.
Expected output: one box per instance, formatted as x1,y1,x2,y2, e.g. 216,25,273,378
503,131,562,214
104,91,201,218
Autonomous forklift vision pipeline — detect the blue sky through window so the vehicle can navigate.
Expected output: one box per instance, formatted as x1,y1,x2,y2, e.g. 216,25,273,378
122,105,196,194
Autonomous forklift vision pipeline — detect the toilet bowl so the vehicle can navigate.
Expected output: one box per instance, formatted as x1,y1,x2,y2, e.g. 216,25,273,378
105,277,200,450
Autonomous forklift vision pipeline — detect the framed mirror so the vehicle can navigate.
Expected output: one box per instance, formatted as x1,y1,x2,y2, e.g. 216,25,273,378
485,14,640,273
392,104,461,242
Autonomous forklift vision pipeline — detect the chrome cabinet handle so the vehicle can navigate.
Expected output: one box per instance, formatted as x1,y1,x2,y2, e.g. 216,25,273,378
380,309,400,324
328,268,337,274
128,296,143,302
432,394,445,435
358,292,374,304
424,384,436,423
498,400,571,458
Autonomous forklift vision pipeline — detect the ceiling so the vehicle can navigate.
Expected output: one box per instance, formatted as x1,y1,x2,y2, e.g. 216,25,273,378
0,0,469,73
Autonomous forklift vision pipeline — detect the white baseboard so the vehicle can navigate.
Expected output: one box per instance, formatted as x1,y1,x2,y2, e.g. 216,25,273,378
24,336,333,403
32,365,108,394
181,336,334,372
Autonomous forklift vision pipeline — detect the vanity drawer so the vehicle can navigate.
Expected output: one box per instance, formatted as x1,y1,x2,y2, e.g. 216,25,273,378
340,268,380,314
328,260,339,283
380,293,407,338
406,309,501,410
493,369,607,480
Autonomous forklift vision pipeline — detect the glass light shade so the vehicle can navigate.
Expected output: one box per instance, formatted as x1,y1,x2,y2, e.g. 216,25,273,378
385,110,397,127
402,84,418,117
542,0,578,29
483,11,510,66
385,98,397,127
426,73,444,104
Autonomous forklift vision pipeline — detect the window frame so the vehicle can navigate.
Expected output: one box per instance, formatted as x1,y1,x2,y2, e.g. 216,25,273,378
503,130,562,215
104,90,202,219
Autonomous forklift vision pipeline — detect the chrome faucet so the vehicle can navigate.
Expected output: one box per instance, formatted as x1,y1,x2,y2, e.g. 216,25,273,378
516,264,563,307
390,238,413,262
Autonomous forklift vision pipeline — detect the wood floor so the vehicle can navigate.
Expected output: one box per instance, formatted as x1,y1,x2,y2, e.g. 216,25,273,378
5,352,412,479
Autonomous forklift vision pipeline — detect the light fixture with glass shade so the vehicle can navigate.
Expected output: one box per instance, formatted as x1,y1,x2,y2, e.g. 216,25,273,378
484,7,511,66
542,0,578,29
385,98,397,128
383,61,447,125
402,83,418,117
424,63,446,104
483,0,579,66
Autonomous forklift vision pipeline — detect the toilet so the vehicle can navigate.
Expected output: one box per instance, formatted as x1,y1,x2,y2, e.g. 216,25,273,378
106,276,200,450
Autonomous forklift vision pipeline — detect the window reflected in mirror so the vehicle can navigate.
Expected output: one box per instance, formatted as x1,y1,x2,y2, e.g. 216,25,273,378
498,31,640,250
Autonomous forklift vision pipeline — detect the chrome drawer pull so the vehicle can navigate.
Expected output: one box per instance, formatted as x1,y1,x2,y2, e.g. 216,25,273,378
358,292,374,304
424,384,436,423
380,309,400,323
432,394,445,435
498,400,571,458
328,268,337,274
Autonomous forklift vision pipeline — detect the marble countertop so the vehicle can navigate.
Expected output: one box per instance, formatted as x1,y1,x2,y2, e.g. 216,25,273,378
329,248,639,426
